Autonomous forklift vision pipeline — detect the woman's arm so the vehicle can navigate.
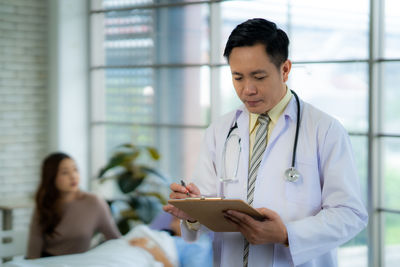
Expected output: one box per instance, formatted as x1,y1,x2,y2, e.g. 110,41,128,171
96,196,121,239
26,209,44,259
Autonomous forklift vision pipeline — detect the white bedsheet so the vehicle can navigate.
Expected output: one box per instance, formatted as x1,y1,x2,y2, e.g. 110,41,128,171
4,225,178,267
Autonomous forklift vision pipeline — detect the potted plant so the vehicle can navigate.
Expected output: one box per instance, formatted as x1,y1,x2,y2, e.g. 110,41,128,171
97,143,169,234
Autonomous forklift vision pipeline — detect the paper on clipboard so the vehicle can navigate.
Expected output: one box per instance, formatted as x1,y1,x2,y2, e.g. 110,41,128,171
168,198,265,232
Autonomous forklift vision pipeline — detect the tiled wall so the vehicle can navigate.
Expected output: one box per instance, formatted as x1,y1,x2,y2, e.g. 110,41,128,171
0,0,48,230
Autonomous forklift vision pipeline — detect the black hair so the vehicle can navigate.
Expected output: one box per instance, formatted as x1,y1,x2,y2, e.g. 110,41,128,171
223,18,289,68
36,152,72,236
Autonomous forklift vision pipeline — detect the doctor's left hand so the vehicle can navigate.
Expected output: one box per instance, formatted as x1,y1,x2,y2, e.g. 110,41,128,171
223,208,288,246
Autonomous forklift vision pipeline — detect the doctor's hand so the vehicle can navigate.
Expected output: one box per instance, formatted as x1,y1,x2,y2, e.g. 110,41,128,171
162,182,201,222
223,207,288,246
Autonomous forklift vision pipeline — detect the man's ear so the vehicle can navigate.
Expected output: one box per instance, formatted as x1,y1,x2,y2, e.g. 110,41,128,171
281,60,292,83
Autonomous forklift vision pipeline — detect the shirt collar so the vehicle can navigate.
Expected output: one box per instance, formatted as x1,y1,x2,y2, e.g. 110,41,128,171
268,87,292,124
249,87,293,133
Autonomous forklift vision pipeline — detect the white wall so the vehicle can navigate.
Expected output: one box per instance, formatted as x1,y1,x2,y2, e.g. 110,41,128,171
48,0,89,189
0,0,49,229
0,0,89,229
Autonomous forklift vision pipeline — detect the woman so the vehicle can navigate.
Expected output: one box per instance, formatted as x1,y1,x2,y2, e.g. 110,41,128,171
27,152,121,259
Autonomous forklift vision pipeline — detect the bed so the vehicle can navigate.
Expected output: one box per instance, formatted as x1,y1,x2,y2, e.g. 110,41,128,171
3,225,178,267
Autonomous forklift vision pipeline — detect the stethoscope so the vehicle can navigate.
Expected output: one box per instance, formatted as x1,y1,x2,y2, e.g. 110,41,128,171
220,90,301,187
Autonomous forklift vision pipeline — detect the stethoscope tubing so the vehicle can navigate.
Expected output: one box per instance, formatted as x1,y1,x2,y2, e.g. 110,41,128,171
290,90,301,168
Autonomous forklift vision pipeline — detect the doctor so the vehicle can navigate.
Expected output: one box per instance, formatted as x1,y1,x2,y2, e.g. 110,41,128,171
163,18,368,267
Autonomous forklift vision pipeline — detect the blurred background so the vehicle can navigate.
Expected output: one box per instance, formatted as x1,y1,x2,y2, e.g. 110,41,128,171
0,0,399,266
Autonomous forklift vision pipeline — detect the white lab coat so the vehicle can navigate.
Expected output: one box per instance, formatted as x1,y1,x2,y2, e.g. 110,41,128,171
181,96,368,267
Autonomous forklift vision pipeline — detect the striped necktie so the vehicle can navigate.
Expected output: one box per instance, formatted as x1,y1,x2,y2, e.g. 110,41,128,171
243,114,270,267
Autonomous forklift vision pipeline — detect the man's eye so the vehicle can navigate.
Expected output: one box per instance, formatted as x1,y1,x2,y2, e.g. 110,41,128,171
234,77,242,81
255,76,265,80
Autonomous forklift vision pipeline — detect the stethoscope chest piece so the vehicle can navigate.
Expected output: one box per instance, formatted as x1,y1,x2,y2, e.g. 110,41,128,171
284,167,300,183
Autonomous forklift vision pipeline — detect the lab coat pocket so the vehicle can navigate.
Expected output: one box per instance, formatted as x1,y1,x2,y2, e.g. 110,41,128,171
284,159,321,209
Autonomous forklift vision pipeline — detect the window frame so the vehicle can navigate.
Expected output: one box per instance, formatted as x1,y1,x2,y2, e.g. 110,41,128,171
89,1,400,266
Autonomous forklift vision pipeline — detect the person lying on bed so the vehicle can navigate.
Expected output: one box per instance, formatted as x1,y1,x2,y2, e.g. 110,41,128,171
130,213,213,267
168,216,213,267
26,152,121,259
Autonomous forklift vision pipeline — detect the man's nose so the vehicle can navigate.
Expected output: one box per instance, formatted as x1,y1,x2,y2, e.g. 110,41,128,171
244,81,257,94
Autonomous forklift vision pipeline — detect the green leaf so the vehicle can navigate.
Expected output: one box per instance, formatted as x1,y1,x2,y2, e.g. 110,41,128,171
121,151,140,169
117,171,145,194
145,147,160,160
118,143,135,149
98,152,127,178
117,218,132,235
128,196,161,224
120,209,139,219
126,197,140,210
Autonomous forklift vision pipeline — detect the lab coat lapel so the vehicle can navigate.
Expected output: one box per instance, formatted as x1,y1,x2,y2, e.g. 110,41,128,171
236,106,250,201
219,107,250,267
265,97,298,154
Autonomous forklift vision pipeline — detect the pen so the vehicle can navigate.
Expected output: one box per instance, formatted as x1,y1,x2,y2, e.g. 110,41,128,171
180,180,190,196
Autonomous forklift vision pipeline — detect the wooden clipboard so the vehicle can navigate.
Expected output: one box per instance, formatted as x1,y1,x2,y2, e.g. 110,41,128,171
168,198,265,232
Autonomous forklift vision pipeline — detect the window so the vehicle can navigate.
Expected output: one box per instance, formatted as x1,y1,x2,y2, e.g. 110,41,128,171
90,1,400,266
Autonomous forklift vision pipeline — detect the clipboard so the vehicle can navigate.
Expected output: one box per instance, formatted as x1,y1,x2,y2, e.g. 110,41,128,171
168,198,265,232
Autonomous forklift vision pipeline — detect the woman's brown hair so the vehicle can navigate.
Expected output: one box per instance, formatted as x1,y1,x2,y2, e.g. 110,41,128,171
35,152,71,236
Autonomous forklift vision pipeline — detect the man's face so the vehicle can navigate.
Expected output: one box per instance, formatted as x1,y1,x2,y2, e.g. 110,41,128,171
228,43,291,114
